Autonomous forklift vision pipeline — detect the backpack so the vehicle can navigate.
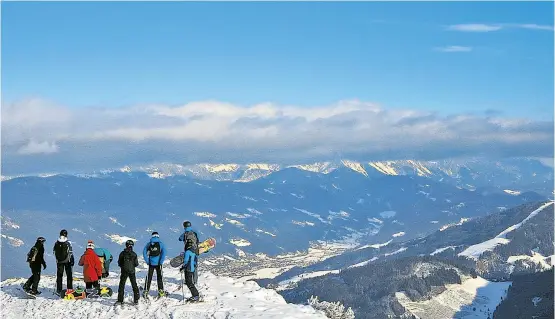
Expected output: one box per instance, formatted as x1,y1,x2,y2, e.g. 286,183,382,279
54,241,71,263
27,246,38,263
183,231,199,255
147,241,161,257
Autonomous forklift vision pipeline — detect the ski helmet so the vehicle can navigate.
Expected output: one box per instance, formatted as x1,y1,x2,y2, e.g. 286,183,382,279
125,239,135,247
183,221,192,228
60,229,68,237
37,236,46,243
151,231,159,238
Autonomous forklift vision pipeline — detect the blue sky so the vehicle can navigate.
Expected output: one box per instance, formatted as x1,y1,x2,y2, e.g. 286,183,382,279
1,2,554,174
3,1,553,118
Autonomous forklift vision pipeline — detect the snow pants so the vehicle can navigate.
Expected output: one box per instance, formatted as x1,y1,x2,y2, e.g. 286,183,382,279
146,265,164,291
56,263,73,291
185,271,199,297
24,263,42,292
117,271,139,302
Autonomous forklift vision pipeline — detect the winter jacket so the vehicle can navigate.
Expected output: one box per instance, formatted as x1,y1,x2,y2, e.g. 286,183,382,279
183,250,198,273
178,227,200,254
118,247,139,274
78,248,102,283
53,236,74,265
93,247,113,274
142,237,166,266
28,241,46,268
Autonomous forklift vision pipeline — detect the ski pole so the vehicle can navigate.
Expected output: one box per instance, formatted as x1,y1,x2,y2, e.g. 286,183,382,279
180,269,185,303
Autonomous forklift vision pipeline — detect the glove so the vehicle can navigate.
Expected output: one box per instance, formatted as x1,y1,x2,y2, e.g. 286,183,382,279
43,264,47,270
179,266,185,273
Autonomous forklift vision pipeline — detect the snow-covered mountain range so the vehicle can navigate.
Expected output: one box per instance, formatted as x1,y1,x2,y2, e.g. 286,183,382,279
1,159,547,280
3,157,553,196
266,200,554,318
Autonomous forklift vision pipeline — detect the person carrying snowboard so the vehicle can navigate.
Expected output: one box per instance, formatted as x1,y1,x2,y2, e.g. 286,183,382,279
78,240,102,289
23,236,47,295
53,229,74,295
116,239,140,305
178,221,200,302
142,231,166,298
93,246,113,278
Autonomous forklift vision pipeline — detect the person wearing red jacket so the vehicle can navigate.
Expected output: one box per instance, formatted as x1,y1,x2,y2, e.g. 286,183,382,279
78,240,103,289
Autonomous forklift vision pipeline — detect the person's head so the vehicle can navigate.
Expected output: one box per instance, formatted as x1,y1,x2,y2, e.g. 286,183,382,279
87,240,95,250
151,231,159,238
183,221,192,229
60,229,68,237
36,236,46,246
125,239,134,250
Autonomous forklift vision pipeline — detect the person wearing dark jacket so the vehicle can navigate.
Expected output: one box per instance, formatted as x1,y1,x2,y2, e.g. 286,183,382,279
116,239,140,305
23,237,47,295
178,221,200,302
53,229,74,295
142,231,166,298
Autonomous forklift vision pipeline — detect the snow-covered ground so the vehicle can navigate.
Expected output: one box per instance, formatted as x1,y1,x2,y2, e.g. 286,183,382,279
396,276,511,319
459,201,554,260
0,264,326,319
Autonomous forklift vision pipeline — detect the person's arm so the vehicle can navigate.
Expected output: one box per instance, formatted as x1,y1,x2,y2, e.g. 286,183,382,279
40,248,47,269
95,255,102,277
178,232,184,242
143,242,149,263
133,253,139,267
160,241,166,265
117,252,123,268
78,254,85,266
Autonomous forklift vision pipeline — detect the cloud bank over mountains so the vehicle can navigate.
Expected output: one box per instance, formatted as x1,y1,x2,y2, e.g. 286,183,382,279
2,98,553,174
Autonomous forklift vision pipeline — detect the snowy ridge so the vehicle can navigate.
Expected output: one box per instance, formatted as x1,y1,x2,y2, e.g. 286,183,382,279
459,201,554,260
0,266,326,319
396,276,511,319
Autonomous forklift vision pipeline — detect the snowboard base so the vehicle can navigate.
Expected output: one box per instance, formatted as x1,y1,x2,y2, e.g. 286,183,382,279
170,238,216,268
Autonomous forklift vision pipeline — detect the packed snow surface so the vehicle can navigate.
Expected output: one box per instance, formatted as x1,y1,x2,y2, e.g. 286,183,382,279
0,266,326,319
396,276,511,319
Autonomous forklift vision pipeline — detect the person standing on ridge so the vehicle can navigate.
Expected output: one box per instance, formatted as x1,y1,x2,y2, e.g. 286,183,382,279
78,240,102,289
142,231,166,298
53,229,74,295
23,237,47,295
116,239,140,305
178,220,200,302
93,246,113,278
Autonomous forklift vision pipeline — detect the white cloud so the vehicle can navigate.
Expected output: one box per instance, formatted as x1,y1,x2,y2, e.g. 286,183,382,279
17,140,59,155
446,23,554,32
1,98,553,173
446,24,503,32
435,46,473,53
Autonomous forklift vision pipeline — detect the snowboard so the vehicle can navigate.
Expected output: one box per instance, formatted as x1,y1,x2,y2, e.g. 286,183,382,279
59,287,113,300
18,284,37,299
169,237,216,268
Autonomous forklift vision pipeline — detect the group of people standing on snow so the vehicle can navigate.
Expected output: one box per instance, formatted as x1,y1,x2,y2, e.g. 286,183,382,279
24,220,202,305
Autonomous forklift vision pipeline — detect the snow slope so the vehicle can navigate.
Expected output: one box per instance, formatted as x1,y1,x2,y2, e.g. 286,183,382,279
458,201,554,260
396,276,511,319
0,264,326,319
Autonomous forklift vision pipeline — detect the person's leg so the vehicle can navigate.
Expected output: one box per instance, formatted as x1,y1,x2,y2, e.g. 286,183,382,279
65,263,73,289
24,267,34,290
56,263,64,292
156,265,164,291
185,271,199,297
129,272,140,302
86,282,92,289
146,265,154,292
31,265,41,292
117,273,128,302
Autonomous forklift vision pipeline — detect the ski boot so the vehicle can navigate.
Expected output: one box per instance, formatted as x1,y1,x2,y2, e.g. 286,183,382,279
157,289,166,299
186,296,200,303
